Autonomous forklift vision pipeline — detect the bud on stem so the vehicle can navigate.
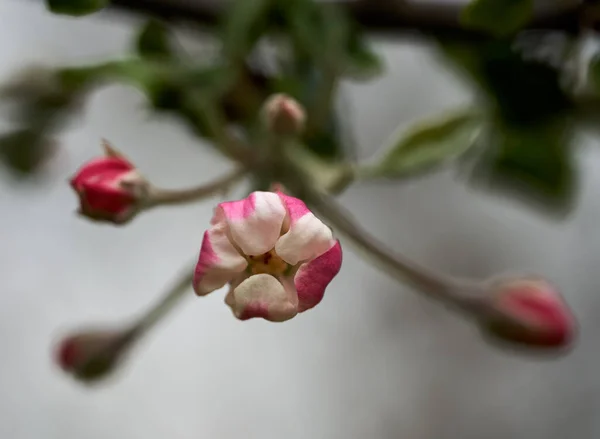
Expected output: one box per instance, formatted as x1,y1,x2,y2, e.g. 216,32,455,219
54,268,193,384
70,140,149,224
478,276,576,350
55,327,136,383
70,140,246,224
278,154,578,354
261,94,306,136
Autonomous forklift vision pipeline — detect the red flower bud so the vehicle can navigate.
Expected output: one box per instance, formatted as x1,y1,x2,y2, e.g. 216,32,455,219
55,328,134,383
69,141,148,224
480,277,576,349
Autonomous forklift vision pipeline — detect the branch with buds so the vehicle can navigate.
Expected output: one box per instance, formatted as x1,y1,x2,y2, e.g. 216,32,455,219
269,98,577,352
56,268,193,382
54,93,577,384
70,140,247,225
24,0,585,387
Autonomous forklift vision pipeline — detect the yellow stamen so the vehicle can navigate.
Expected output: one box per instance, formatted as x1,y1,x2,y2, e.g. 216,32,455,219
248,249,288,275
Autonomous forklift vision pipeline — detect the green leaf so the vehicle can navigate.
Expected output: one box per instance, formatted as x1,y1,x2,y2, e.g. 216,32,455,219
304,125,343,161
221,0,273,61
285,1,350,68
344,38,383,80
461,0,533,37
436,42,486,89
135,19,173,59
285,1,322,59
437,40,576,213
438,40,572,126
319,5,351,63
283,2,381,80
271,77,304,99
365,109,483,179
59,60,170,97
341,25,383,80
587,54,600,92
472,119,576,213
46,0,107,16
58,60,235,135
0,130,55,177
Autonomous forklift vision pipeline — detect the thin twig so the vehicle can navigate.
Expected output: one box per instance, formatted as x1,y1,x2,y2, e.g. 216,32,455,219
145,166,246,207
130,266,195,336
306,69,339,136
280,147,484,314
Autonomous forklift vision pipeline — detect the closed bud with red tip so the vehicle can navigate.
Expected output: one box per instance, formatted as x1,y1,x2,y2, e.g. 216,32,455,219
261,94,306,136
70,140,149,224
479,276,576,350
55,327,134,383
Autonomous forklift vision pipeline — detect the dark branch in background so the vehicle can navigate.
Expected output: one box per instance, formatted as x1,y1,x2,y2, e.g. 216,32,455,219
107,0,584,39
110,0,220,27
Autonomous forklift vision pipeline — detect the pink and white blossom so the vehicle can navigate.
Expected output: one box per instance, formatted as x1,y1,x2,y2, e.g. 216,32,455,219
194,190,342,322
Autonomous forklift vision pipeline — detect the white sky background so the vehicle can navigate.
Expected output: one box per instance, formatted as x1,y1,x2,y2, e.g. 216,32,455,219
1,0,600,438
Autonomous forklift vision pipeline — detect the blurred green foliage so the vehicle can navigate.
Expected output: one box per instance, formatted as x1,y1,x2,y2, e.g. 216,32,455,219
437,39,577,213
481,121,575,208
135,19,174,60
0,129,55,176
0,0,593,216
365,109,483,179
45,0,107,16
440,40,572,125
461,0,533,37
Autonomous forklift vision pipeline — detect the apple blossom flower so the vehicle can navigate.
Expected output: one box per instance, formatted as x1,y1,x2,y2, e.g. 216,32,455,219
194,190,342,322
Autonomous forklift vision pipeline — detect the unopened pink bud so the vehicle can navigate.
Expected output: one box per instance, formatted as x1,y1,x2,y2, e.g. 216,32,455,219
262,94,306,136
69,140,149,224
55,328,133,382
480,277,576,349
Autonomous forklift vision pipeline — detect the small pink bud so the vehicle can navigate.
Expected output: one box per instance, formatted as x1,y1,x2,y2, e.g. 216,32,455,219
55,328,134,383
480,277,576,349
262,94,306,136
69,140,149,224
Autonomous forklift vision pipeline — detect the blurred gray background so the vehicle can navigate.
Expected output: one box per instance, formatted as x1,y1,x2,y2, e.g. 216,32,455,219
1,1,600,438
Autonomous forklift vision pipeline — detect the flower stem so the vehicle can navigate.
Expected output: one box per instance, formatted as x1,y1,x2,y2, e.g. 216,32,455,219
145,167,246,208
280,153,485,314
63,267,194,382
306,69,338,136
130,266,195,337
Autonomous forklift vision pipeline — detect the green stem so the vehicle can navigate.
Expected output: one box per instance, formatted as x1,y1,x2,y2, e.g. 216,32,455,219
196,99,256,164
130,266,195,336
285,140,354,194
306,69,338,136
280,148,484,314
74,266,194,381
145,167,246,208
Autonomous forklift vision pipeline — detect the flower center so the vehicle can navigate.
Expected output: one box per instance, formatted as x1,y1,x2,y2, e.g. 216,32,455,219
248,249,289,276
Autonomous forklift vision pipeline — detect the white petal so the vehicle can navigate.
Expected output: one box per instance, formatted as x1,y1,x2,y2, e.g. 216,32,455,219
215,192,286,256
193,221,247,296
227,274,298,322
